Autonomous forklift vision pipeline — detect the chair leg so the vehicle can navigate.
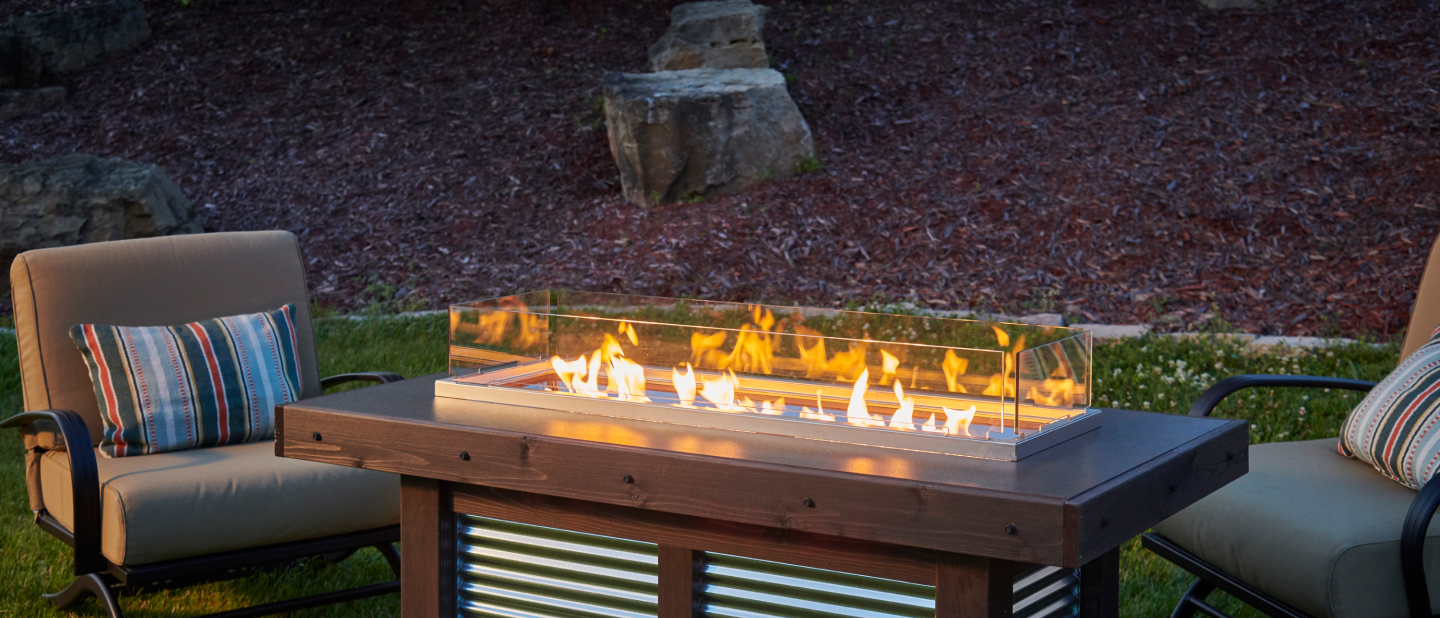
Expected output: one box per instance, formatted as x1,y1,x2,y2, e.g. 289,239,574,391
1172,579,1233,618
43,573,124,618
375,542,401,578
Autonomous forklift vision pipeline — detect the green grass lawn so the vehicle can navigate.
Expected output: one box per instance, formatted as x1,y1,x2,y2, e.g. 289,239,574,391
0,315,1402,616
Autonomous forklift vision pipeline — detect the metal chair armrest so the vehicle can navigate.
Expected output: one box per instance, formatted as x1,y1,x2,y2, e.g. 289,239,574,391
1403,474,1440,618
319,372,405,390
0,410,105,575
1188,374,1378,417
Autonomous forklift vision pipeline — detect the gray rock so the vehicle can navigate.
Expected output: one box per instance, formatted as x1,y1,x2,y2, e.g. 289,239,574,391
1015,313,1064,327
0,155,204,256
649,0,769,72
0,86,65,121
603,68,815,206
0,0,150,87
1069,323,1153,339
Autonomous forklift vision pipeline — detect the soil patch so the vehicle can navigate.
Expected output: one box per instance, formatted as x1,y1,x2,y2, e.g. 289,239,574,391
3,0,1437,338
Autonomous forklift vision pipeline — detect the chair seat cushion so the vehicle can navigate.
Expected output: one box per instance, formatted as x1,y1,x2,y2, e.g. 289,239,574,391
1153,438,1440,618
39,440,398,566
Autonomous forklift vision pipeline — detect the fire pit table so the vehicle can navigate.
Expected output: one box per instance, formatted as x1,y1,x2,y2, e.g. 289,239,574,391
275,292,1247,618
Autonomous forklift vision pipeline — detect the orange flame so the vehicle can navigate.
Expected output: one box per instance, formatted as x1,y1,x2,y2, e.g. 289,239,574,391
801,389,836,422
943,405,977,436
845,369,884,427
942,349,969,393
701,370,742,412
890,381,916,431
671,363,696,407
1027,368,1077,407
920,413,942,433
880,350,900,385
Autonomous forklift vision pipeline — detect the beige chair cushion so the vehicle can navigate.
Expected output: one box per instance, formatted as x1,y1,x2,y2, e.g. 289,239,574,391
10,231,322,445
38,441,398,566
1153,438,1440,618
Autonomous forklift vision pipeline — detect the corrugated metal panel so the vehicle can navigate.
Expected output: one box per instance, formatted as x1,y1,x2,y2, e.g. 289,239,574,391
699,553,934,618
456,515,1081,618
698,554,1080,618
458,515,659,618
1013,565,1081,618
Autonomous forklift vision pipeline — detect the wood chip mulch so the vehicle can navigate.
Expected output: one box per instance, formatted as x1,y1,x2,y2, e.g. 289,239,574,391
3,0,1437,338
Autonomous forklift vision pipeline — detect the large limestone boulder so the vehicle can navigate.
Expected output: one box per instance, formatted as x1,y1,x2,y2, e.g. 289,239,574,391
648,0,769,72
0,155,204,256
603,68,815,206
0,0,150,88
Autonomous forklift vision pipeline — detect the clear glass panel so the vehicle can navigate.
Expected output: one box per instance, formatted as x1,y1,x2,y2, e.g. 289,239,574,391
444,291,1098,454
1014,331,1093,429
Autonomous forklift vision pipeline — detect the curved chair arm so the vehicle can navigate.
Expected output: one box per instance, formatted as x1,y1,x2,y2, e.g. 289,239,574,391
1404,474,1440,618
320,372,405,390
1188,374,1378,418
0,410,104,575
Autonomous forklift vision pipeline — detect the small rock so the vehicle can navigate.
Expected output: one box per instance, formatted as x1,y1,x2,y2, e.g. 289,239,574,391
0,154,203,256
649,0,770,72
0,0,150,87
1071,324,1153,339
603,68,814,206
1015,313,1064,327
0,86,65,121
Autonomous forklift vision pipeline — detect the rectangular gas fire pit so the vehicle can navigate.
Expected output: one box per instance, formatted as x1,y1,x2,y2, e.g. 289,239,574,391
275,292,1249,618
437,291,1099,461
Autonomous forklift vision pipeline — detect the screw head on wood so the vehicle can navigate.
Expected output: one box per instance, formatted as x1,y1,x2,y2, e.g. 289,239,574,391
460,451,471,461
312,432,322,441
1004,524,1018,535
802,497,816,508
622,474,635,484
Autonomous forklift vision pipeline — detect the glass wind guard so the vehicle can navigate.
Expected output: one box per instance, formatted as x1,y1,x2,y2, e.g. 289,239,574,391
442,291,1100,459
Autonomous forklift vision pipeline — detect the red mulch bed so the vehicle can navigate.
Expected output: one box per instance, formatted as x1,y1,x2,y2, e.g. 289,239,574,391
3,0,1437,337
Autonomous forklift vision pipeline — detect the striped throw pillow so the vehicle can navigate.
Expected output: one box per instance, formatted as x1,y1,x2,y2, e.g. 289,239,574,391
70,305,303,458
1339,325,1440,490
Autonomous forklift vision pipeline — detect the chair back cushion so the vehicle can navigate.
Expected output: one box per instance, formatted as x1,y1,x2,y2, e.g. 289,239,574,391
10,232,322,445
71,305,304,457
1402,233,1440,365
1340,324,1440,489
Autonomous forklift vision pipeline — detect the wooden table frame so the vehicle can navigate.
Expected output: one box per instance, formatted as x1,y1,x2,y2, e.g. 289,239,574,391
276,375,1248,618
399,479,1121,618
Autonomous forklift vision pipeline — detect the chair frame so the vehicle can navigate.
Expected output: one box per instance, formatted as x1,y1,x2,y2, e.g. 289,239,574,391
1143,374,1440,618
2,371,407,618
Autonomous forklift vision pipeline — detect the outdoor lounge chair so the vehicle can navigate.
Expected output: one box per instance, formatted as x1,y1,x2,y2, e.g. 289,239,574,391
2,231,403,618
1144,236,1440,618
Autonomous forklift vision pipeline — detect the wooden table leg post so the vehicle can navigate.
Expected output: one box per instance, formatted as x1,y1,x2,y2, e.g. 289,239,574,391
1079,547,1120,618
658,545,699,618
402,475,457,618
935,552,1019,618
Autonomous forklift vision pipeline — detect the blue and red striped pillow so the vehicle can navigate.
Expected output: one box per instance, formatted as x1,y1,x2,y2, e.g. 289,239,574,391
69,305,303,458
1340,324,1440,490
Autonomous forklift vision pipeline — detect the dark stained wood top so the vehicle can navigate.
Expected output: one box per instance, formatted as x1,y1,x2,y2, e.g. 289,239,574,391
278,374,1247,567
